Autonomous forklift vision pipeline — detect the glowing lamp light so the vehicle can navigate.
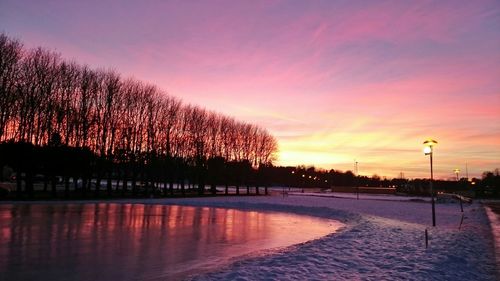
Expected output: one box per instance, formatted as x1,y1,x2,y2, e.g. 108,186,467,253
423,146,432,155
454,168,460,181
423,139,438,155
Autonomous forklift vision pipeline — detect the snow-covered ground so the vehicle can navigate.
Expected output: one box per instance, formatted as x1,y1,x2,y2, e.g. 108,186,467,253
484,203,500,278
106,194,499,280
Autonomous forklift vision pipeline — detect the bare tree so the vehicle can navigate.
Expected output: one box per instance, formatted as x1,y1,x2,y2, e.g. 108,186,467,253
1,33,279,198
0,34,22,141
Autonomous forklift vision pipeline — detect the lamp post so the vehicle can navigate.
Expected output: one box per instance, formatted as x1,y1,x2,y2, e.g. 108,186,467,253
302,174,305,192
354,160,359,200
454,168,460,181
423,139,437,227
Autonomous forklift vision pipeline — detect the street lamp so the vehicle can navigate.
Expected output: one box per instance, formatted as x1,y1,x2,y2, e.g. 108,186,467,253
454,168,460,181
423,139,437,227
354,160,359,200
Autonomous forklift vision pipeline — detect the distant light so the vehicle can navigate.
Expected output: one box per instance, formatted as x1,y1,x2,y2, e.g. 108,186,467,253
324,180,328,183
302,174,305,178
308,175,312,179
471,181,476,185
291,171,295,174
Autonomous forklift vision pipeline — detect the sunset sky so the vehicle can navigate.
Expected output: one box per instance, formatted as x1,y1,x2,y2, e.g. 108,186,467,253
1,0,499,179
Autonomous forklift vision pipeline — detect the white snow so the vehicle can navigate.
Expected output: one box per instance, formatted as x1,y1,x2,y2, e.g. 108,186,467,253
112,194,499,280
485,205,500,277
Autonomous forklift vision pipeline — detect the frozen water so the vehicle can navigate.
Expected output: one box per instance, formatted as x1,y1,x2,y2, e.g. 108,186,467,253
0,203,342,280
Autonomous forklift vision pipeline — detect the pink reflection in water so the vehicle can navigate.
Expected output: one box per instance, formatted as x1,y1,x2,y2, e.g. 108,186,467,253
0,203,342,280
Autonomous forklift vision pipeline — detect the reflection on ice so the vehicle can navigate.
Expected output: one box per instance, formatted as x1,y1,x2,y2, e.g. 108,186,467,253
0,203,342,280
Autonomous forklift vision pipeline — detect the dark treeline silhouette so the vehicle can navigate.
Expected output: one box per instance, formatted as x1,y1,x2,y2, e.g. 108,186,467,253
476,169,500,198
263,166,500,198
0,33,278,199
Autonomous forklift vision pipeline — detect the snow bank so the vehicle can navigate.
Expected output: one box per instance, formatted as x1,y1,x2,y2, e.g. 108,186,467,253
115,195,498,280
485,205,500,278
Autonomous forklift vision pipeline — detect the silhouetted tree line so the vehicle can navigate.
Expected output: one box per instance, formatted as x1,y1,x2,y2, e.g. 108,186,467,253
265,165,500,197
262,166,395,189
0,33,278,199
475,169,500,198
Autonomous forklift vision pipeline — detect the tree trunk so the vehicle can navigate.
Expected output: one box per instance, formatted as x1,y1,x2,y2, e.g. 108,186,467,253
115,177,121,195
106,171,112,197
211,183,216,195
64,176,70,198
163,175,168,196
95,176,101,197
43,175,49,192
26,171,34,199
198,182,204,196
51,175,57,198
181,179,185,196
16,170,22,199
73,176,78,192
82,177,88,198
132,170,137,196
122,172,127,197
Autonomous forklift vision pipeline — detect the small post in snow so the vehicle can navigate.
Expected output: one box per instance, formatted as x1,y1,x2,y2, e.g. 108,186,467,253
459,213,464,230
459,196,463,212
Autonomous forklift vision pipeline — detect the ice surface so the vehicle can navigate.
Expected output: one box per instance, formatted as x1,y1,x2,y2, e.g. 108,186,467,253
0,203,341,280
